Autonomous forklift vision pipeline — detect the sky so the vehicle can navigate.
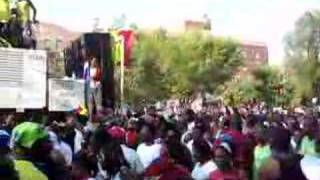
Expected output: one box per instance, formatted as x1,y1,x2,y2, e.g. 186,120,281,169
34,0,320,65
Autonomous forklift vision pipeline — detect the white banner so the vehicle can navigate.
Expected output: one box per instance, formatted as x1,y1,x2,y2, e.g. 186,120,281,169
49,78,85,111
0,48,47,109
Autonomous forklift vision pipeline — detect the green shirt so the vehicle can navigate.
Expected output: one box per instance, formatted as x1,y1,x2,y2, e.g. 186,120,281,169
253,145,271,180
299,136,317,156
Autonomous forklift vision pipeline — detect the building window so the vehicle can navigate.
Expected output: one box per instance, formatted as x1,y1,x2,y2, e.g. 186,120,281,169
255,53,261,60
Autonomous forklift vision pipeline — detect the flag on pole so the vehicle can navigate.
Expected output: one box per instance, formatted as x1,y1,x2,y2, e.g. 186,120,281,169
119,30,135,67
111,31,124,65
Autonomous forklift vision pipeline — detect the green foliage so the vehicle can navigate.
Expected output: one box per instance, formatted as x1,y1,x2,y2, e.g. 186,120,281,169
285,10,320,62
285,10,320,103
221,66,293,107
124,30,243,105
219,76,258,106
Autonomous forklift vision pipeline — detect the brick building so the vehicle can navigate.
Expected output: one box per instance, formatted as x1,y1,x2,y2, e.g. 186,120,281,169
239,41,268,73
185,20,207,31
184,15,211,32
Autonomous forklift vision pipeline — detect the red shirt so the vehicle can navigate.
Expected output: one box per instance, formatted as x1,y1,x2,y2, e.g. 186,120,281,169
126,130,138,148
159,164,191,180
209,169,240,180
226,129,245,158
92,67,102,82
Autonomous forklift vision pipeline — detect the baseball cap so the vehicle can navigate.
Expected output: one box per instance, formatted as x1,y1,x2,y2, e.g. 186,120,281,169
0,130,10,148
107,126,126,140
12,122,49,149
218,142,233,155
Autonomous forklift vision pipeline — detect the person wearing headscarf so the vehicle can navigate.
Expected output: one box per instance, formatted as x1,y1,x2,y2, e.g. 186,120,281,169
210,141,240,180
108,125,144,176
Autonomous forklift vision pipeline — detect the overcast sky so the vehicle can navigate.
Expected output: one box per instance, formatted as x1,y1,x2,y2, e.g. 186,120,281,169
34,0,320,65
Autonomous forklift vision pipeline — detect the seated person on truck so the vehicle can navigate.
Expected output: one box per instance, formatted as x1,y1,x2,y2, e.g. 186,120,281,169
16,0,37,48
0,0,10,42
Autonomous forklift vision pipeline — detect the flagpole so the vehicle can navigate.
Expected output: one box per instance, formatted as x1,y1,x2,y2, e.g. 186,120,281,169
120,36,125,110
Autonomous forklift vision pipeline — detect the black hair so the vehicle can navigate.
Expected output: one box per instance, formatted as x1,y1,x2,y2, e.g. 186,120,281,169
91,126,112,152
193,139,212,160
141,123,156,137
0,155,19,180
166,137,194,171
255,125,269,145
269,127,291,153
184,109,196,123
315,139,320,154
194,117,208,132
100,140,130,176
246,114,257,128
73,152,95,174
285,115,297,121
64,112,76,119
166,128,182,140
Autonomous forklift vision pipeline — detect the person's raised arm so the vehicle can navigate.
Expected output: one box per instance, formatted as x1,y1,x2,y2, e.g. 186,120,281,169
27,0,37,23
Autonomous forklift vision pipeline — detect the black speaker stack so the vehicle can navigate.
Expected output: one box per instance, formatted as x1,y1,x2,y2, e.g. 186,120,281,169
64,32,115,109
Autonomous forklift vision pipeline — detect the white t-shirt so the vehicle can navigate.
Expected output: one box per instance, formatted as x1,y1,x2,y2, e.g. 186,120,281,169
121,144,144,174
301,155,320,180
187,140,194,155
74,129,84,154
192,160,217,180
49,131,73,165
136,143,162,169
58,141,73,165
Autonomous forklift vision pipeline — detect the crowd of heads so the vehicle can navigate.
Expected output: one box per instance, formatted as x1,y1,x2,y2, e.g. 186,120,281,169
0,100,319,180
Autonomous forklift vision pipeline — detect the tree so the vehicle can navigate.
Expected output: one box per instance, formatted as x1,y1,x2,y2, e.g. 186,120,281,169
285,10,320,102
285,11,320,63
219,76,259,106
221,66,294,107
124,30,243,105
252,66,293,106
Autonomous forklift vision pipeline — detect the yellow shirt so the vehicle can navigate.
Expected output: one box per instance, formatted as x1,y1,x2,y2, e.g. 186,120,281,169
14,160,48,180
0,0,10,22
17,0,30,25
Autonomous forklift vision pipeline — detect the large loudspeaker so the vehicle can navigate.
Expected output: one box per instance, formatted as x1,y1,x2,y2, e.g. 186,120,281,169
82,33,115,108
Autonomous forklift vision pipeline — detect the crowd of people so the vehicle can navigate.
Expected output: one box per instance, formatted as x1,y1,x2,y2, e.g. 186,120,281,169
0,101,319,180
